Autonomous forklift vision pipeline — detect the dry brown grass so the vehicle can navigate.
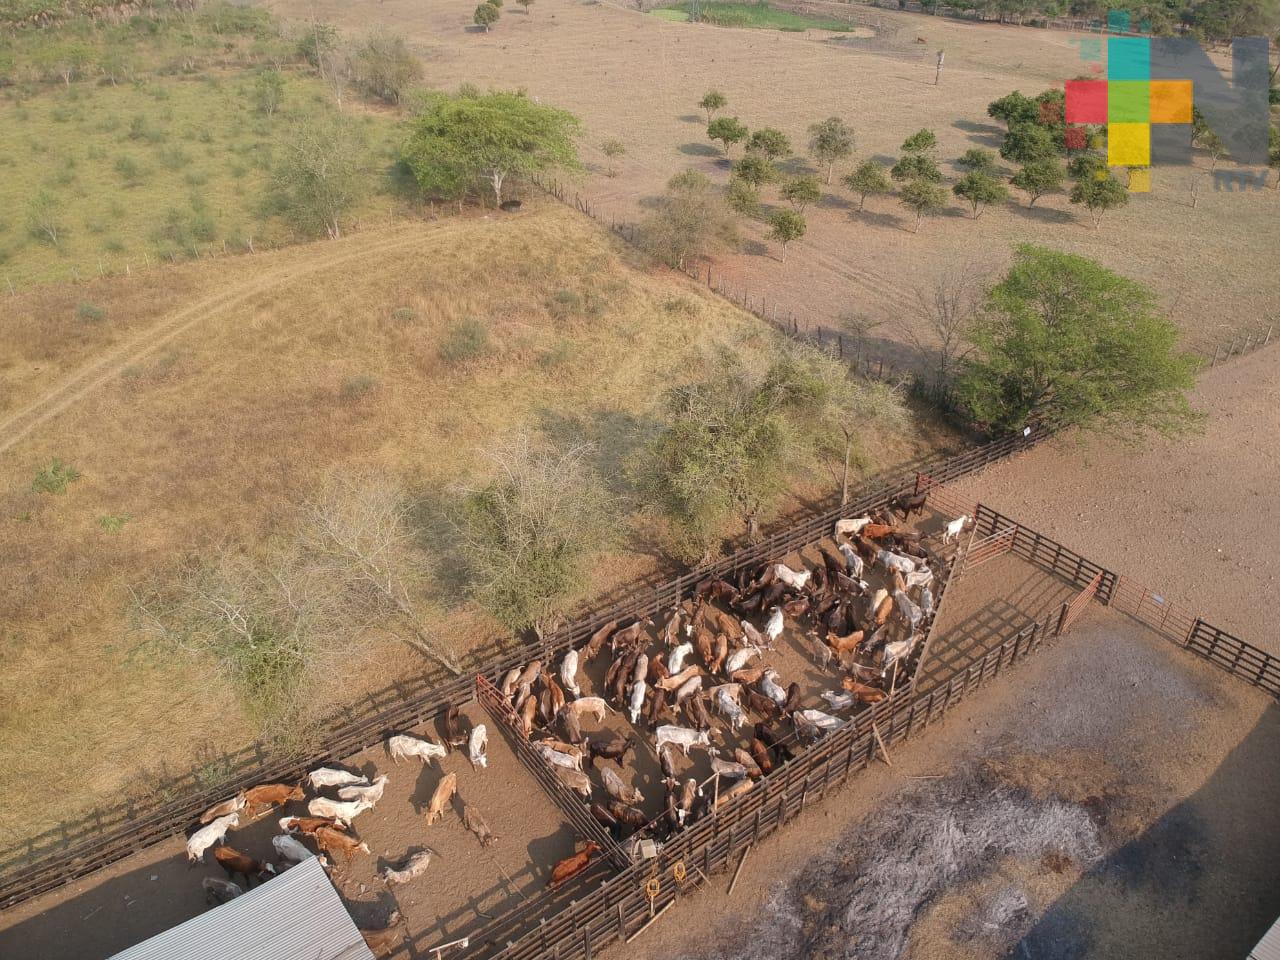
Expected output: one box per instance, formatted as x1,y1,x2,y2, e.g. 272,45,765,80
0,201,941,843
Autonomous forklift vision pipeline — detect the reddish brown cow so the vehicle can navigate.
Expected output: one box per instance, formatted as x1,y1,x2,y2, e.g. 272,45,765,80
548,841,602,888
213,845,275,887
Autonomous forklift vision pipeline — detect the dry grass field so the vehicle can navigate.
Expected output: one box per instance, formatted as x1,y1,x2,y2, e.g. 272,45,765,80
266,0,1278,359
0,201,941,846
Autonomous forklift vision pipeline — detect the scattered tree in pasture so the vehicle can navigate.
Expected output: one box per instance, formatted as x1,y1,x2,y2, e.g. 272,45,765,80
957,245,1198,437
837,312,885,364
707,116,748,157
517,0,536,12
699,89,728,122
781,175,821,212
900,128,938,156
1067,149,1106,182
726,176,761,217
956,147,999,175
1010,157,1064,206
636,169,738,269
1069,169,1129,227
252,69,285,115
403,90,581,206
987,90,1039,128
352,28,422,104
767,208,806,260
842,159,891,210
272,111,368,239
952,170,1008,218
455,436,612,638
298,22,340,69
601,138,626,176
747,127,791,160
891,152,942,183
899,180,947,232
999,122,1058,164
903,269,980,383
808,116,854,184
26,189,63,247
733,152,777,188
474,2,500,31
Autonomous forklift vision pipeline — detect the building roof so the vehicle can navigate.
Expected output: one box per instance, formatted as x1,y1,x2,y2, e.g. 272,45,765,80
1251,916,1280,960
108,857,374,960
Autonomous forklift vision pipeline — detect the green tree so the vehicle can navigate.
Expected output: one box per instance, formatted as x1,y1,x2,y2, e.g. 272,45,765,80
474,2,500,30
901,128,938,155
808,116,854,184
899,180,947,232
1000,122,1058,164
767,209,806,260
842,159,891,210
637,169,738,269
601,137,626,176
272,111,368,239
732,152,777,188
987,90,1039,128
456,436,611,636
699,89,728,122
891,152,942,182
726,176,761,217
1069,169,1129,227
351,28,422,104
252,69,286,116
956,147,999,174
952,171,1008,218
956,245,1197,436
297,22,340,68
747,127,791,160
707,116,748,157
403,90,581,206
781,175,821,212
26,189,63,247
517,0,536,12
1067,150,1106,182
1010,157,1064,206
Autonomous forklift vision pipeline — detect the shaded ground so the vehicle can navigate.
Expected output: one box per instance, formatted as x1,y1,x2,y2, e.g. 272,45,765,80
947,345,1280,652
613,606,1280,960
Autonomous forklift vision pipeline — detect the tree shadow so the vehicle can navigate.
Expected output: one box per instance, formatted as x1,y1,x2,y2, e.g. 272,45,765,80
535,407,660,500
870,153,897,166
1007,703,1280,960
851,208,905,230
742,238,771,257
953,119,1004,149
1005,203,1075,224
678,113,705,124
678,142,721,157
816,191,854,211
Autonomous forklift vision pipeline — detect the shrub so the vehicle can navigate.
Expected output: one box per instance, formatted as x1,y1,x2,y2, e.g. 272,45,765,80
391,306,418,322
115,154,147,187
76,302,106,322
32,459,81,495
439,318,490,364
340,374,378,401
98,514,130,533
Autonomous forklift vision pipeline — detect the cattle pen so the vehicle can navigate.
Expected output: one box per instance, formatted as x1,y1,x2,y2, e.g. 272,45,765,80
2,426,1279,960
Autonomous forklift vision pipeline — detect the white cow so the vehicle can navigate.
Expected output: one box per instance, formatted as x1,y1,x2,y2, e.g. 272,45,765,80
771,563,811,590
307,768,368,790
667,642,694,675
833,517,871,537
796,709,843,732
760,668,787,707
655,724,712,756
307,796,373,825
387,733,447,766
821,690,855,711
876,549,918,575
337,774,389,805
713,686,745,730
764,607,785,646
559,648,582,698
837,541,865,578
627,680,647,724
943,514,970,545
535,743,582,772
186,813,239,863
469,724,489,769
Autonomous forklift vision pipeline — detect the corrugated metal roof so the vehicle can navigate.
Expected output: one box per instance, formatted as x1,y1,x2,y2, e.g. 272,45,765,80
108,857,374,960
1251,916,1280,960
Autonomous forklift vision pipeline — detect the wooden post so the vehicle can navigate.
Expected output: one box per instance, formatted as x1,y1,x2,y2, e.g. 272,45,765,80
728,844,752,895
935,49,944,84
870,722,893,766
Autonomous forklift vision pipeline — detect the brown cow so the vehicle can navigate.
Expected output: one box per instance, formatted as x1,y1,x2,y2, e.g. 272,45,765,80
748,737,774,775
360,912,405,958
213,845,275,888
314,825,369,861
841,676,888,703
548,841,602,888
279,815,346,836
462,802,498,847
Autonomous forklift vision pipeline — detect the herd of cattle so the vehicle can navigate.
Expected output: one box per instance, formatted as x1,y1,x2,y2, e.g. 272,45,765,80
496,498,962,865
178,494,960,953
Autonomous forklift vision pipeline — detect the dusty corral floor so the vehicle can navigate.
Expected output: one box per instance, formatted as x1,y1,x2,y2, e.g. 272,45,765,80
267,0,1279,356
946,345,1280,652
0,702,578,959
612,606,1280,960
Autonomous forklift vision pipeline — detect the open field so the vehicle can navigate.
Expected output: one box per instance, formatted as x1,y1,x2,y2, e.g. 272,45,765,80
0,201,943,847
620,606,1280,960
265,0,1278,361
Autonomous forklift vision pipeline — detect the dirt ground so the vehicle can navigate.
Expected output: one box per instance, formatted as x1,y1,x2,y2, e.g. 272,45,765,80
613,605,1280,960
0,701,581,960
946,344,1280,652
264,0,1279,357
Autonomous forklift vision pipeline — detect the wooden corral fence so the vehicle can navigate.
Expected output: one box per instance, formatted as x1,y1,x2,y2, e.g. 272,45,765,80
1056,571,1104,636
475,676,619,864
960,522,1018,573
913,472,975,520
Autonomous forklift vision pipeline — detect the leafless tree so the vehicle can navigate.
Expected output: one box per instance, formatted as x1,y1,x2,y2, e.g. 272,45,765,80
837,312,885,367
903,269,982,384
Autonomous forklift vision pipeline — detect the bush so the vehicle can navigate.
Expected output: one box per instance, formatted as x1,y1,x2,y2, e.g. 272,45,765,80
32,459,81,495
439,318,490,364
98,514,131,533
115,154,147,187
76,301,106,322
392,306,418,322
340,373,378,401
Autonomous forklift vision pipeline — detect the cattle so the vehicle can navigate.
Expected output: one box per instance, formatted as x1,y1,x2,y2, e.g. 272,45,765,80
710,633,730,675
243,783,303,814
684,691,713,731
673,674,702,706
730,665,765,685
610,619,654,653
796,708,843,731
388,733,447,766
554,765,593,799
782,681,803,717
583,620,620,661
771,563,811,590
877,549,918,575
760,669,787,706
692,625,715,670
695,578,738,604
833,516,871,537
306,768,367,791
518,694,539,736
338,774,389,806
186,813,239,863
713,686,745,730
199,792,245,825
678,778,699,825
462,802,498,847
425,773,457,826
548,841,601,888
308,796,373,825
499,667,522,699
314,825,369,861
383,849,435,885
943,514,970,544
645,685,670,729
563,696,611,724
272,833,318,865
591,802,619,829
667,642,694,674
888,491,928,519
658,743,679,779
655,724,712,756
662,607,686,647
607,801,647,828
203,876,243,905
600,765,643,806
545,675,568,719
657,665,700,692
663,779,682,832
734,748,763,779
724,644,761,676
213,845,275,887
360,912,405,958
821,690,855,711
715,779,754,808
560,647,582,697
745,688,780,721
764,607,785,646
710,756,748,780
585,736,634,765
841,676,888,703
279,816,345,836
536,742,583,772
827,629,866,655
861,522,896,541
469,724,489,769
627,680,647,724
748,738,773,775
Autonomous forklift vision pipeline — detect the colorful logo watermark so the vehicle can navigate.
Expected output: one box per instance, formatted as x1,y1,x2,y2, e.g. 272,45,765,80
1064,36,1270,192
